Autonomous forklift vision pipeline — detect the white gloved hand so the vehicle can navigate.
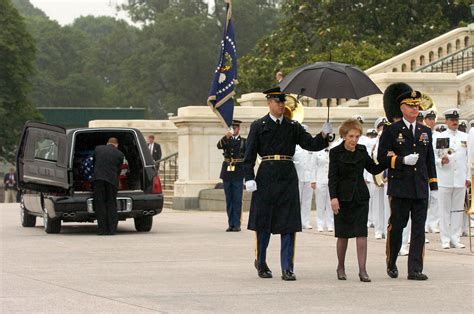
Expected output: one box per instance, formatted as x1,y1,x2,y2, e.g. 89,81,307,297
245,180,257,192
403,153,419,166
322,122,333,135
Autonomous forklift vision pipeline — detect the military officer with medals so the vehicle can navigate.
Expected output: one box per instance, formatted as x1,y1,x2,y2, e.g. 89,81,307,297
435,109,468,249
243,87,330,281
217,119,246,232
377,90,438,281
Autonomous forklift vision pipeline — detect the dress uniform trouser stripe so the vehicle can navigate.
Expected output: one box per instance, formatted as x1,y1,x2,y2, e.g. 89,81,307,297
386,196,392,265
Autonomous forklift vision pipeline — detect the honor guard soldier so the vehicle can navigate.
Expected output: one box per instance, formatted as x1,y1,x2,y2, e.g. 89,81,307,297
217,120,246,232
422,109,440,234
243,87,330,281
378,89,438,280
435,109,468,249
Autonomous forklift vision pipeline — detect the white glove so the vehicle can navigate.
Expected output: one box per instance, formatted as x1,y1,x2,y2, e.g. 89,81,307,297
245,180,257,192
403,153,419,166
322,122,333,135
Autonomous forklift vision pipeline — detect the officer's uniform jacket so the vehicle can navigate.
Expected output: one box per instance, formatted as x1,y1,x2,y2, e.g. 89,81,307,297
217,135,246,181
293,145,314,183
377,120,438,199
434,129,468,188
243,114,328,234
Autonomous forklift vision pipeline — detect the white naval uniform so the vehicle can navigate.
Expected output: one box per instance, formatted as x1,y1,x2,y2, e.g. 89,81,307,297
294,145,315,228
362,136,377,228
435,129,468,247
371,134,389,238
425,130,440,232
311,148,334,231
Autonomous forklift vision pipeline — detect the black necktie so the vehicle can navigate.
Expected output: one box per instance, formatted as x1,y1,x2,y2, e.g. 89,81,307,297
409,124,413,136
276,119,280,126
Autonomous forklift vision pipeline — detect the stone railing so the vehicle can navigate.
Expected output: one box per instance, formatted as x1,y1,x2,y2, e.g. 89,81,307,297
366,27,473,75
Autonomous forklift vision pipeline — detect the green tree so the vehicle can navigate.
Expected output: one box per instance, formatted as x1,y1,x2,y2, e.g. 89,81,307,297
238,0,472,95
0,0,42,163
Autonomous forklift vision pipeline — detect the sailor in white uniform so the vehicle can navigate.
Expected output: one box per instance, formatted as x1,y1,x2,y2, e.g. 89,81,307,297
435,109,468,249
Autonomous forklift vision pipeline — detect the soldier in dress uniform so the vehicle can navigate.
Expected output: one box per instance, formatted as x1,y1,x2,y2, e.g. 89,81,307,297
435,109,468,249
243,86,331,281
294,139,315,229
422,109,440,234
217,120,246,232
371,117,390,240
458,120,468,133
311,146,334,232
378,89,438,281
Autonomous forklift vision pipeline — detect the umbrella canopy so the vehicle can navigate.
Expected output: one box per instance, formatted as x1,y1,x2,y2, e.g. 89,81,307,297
279,62,382,100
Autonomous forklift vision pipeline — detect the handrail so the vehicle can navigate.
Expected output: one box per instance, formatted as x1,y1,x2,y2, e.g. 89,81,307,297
157,152,178,190
415,45,473,74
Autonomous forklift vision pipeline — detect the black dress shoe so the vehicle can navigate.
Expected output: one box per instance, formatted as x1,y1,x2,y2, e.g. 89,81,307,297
281,270,296,281
407,272,428,280
226,227,232,232
254,260,272,278
231,227,241,232
387,264,398,278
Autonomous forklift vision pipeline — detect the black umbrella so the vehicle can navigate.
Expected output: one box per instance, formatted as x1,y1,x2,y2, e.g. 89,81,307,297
280,61,382,99
279,61,382,122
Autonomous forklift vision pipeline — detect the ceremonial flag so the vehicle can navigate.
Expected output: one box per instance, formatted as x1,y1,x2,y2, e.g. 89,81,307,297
207,0,237,128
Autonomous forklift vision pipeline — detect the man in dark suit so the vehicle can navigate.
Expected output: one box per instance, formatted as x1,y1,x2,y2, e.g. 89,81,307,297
243,86,331,281
93,137,124,235
217,119,246,232
377,90,438,280
3,168,17,203
147,135,162,163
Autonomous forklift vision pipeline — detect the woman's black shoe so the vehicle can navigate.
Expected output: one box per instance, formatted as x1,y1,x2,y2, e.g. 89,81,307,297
359,273,371,282
337,269,347,280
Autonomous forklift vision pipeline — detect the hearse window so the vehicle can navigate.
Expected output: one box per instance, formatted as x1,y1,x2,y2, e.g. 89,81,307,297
34,138,58,162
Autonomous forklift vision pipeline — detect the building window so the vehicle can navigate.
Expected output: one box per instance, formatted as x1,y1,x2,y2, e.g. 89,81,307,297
410,59,416,71
392,67,398,72
447,43,452,54
438,47,443,58
464,36,470,47
401,64,407,72
429,51,434,62
456,39,461,50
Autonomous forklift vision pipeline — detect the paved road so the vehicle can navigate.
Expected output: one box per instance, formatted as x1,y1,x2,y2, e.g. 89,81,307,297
1,203,473,313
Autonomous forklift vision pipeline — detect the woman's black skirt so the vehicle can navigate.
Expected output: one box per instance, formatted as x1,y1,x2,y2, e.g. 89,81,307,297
334,199,369,238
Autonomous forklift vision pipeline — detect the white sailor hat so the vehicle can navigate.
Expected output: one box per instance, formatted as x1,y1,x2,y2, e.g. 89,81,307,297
435,124,447,132
374,117,387,129
442,108,461,119
352,114,364,124
366,128,377,136
421,109,437,119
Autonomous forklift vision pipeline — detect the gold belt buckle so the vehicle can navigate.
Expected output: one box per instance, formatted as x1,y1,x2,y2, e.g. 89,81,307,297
227,165,235,172
275,154,280,161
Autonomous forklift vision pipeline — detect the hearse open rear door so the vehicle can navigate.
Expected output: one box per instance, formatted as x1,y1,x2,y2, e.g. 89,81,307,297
16,121,70,193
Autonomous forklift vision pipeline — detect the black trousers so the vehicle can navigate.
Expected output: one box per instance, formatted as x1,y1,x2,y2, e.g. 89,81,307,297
93,180,118,235
387,197,428,274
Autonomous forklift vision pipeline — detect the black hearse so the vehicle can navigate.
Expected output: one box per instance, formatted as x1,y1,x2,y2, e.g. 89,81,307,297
16,122,163,234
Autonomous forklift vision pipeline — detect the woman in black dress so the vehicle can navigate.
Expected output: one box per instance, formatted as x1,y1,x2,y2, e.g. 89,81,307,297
328,119,385,282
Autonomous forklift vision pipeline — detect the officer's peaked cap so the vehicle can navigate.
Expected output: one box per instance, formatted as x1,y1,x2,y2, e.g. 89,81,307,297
396,90,422,107
443,108,461,119
263,86,286,102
